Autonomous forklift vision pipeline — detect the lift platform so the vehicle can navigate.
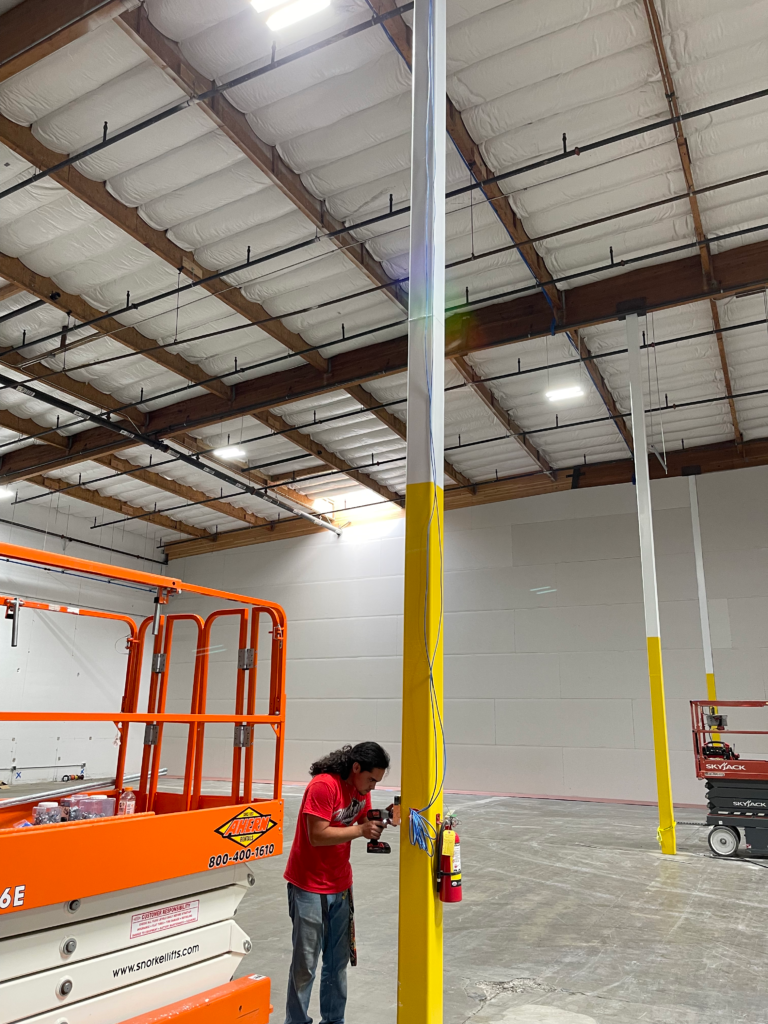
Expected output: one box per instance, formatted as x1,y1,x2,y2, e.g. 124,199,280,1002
691,700,768,857
1,542,286,1024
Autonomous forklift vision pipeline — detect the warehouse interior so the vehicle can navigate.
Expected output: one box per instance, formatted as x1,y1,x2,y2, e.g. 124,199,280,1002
2,0,768,1022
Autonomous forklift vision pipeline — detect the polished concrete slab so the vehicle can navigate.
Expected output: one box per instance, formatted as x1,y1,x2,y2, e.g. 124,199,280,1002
213,784,767,1023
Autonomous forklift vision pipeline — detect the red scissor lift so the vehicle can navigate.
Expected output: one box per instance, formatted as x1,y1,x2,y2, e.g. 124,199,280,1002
692,700,768,857
0,541,287,1023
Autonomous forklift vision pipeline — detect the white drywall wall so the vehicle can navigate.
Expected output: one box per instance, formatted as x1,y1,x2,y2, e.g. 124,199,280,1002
170,464,768,807
0,502,159,784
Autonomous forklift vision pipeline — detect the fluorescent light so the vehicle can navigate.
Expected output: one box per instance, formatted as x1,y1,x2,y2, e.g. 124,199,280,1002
251,0,285,10
267,0,330,31
546,386,584,402
312,498,335,514
0,487,14,501
213,446,246,460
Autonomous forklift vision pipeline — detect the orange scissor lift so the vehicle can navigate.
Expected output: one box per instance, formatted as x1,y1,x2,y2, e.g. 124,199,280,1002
0,542,287,1024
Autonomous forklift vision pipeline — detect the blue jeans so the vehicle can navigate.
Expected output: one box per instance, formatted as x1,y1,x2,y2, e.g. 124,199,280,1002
285,883,350,1024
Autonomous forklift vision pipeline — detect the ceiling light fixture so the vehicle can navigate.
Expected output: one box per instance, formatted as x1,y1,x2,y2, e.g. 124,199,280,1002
0,487,14,500
545,386,584,402
266,0,330,31
312,498,335,514
213,446,246,460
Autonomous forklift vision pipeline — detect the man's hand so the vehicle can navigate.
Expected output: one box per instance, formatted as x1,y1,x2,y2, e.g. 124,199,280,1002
306,813,383,846
360,818,384,841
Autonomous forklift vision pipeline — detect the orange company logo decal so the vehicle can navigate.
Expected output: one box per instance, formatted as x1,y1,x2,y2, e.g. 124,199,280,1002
215,807,277,848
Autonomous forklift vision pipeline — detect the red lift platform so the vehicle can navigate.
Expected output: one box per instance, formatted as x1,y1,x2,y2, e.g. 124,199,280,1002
691,700,768,857
0,541,286,1023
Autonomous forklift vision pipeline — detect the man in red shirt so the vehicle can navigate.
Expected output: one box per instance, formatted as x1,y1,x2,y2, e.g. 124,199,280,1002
283,741,391,1024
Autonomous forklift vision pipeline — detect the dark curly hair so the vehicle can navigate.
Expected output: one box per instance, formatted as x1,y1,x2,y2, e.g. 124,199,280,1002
309,742,390,779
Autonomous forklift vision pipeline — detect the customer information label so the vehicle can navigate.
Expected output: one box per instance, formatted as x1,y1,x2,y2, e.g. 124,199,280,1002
130,900,200,939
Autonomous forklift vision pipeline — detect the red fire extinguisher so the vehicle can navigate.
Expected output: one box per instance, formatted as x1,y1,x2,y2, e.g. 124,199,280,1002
438,816,462,903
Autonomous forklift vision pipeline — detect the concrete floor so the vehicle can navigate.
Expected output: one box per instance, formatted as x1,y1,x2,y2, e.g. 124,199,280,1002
221,785,768,1024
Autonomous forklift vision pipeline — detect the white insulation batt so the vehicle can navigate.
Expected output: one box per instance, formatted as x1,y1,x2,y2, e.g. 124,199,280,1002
0,0,767,543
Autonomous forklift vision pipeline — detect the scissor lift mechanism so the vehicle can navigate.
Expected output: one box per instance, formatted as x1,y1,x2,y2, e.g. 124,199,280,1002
0,542,287,1024
692,699,768,857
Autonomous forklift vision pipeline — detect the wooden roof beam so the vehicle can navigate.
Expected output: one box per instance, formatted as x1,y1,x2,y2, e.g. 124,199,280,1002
366,0,631,457
344,382,474,490
0,253,230,400
0,408,69,448
0,282,25,302
642,0,742,445
26,472,210,538
0,112,327,373
450,355,555,476
94,453,271,529
254,408,404,505
116,5,406,313
170,431,317,513
165,435,768,557
115,5,433,499
2,234,768,485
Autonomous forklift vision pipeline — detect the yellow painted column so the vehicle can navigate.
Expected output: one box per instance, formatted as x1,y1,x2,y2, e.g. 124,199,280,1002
398,0,446,1018
626,312,676,855
399,482,444,1024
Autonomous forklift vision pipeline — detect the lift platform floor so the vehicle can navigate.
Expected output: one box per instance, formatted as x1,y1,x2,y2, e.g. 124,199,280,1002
182,785,764,1023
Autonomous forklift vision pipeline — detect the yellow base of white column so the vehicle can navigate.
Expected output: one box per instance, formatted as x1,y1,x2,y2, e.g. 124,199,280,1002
398,481,444,1024
705,671,717,702
647,637,676,855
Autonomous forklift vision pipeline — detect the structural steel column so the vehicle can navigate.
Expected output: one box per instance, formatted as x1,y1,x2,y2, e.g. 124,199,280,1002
689,475,717,702
398,0,446,1019
626,312,676,855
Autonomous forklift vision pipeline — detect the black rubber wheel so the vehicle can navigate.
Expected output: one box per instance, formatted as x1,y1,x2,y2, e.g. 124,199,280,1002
708,825,740,857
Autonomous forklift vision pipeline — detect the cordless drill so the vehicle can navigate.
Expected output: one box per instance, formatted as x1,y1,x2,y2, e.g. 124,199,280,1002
366,796,400,854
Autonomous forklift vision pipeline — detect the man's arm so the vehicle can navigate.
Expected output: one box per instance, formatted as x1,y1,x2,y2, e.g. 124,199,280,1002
306,813,384,847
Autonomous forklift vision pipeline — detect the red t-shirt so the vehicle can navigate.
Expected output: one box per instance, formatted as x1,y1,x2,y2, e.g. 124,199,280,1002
284,774,371,894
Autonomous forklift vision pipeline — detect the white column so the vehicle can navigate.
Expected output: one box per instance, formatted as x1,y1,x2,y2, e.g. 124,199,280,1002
688,475,717,700
626,312,676,855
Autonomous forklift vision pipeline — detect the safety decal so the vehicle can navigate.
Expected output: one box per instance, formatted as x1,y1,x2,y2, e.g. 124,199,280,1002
215,806,277,848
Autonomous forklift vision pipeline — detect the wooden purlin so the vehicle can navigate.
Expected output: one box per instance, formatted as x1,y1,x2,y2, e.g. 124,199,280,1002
94,453,272,528
450,355,554,476
0,282,25,302
115,5,473,498
569,329,634,453
165,435,768,557
0,253,230,400
0,409,68,448
115,4,407,314
0,113,327,374
2,232,768,485
366,0,630,456
254,408,404,506
642,0,743,445
27,473,210,538
344,383,475,490
0,9,411,505
169,431,318,512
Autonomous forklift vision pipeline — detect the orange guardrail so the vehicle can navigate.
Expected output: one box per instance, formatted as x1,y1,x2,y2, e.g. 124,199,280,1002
0,541,287,916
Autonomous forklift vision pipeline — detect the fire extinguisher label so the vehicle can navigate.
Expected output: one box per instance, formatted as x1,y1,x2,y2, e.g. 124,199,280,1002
452,846,461,873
